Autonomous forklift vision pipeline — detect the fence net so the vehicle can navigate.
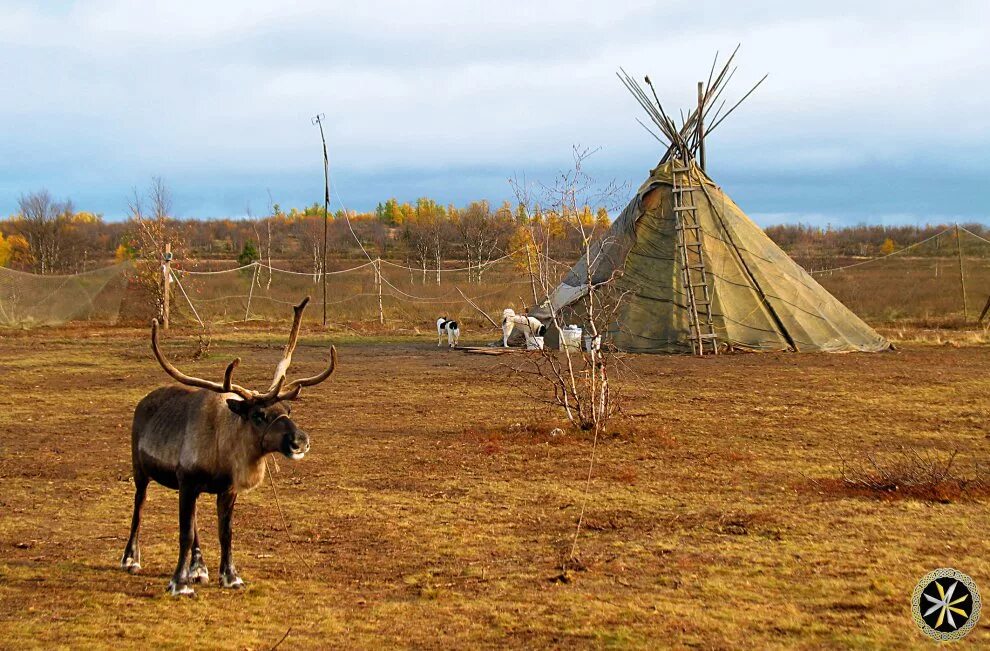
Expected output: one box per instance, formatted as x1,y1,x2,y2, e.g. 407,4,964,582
2,227,990,329
0,261,132,327
169,257,538,328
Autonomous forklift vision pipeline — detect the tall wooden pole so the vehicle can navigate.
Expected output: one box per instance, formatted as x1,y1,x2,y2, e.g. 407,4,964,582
313,114,330,326
697,81,706,172
162,242,172,330
956,223,969,319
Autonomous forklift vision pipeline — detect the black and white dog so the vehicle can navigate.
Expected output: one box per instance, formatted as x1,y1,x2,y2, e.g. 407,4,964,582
436,317,461,348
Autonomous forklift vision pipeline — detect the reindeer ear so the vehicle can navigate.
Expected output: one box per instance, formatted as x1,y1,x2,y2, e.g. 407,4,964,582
226,398,250,418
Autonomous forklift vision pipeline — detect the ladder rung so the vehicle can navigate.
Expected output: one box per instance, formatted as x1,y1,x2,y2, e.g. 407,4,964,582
673,186,697,192
672,166,691,172
673,206,697,212
689,333,718,340
690,283,709,288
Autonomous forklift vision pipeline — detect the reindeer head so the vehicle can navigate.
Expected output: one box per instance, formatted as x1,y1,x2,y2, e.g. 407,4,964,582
150,296,336,460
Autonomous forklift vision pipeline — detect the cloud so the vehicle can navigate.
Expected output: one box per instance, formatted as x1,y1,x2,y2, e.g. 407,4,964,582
0,0,987,221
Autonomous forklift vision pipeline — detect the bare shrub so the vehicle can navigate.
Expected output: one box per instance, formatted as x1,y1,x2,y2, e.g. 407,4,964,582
125,177,187,321
833,447,989,503
192,326,213,360
508,146,629,435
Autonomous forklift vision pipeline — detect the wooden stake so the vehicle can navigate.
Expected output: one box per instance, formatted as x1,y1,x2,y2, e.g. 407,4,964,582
376,258,384,325
162,242,171,330
977,294,990,324
956,223,969,319
244,262,258,321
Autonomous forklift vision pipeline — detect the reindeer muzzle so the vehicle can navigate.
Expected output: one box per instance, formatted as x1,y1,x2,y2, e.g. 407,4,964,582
285,429,310,460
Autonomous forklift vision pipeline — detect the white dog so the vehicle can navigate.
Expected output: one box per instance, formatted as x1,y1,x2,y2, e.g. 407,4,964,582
501,308,546,347
436,317,460,348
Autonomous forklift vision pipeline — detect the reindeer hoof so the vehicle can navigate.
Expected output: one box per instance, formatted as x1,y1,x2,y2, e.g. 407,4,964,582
121,556,141,574
166,581,195,597
221,575,245,590
189,564,209,584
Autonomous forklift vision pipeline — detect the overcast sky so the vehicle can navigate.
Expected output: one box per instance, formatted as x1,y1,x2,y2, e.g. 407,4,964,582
1,1,987,226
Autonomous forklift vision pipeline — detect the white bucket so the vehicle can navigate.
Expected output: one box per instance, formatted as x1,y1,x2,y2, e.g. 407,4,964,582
584,334,602,352
560,327,582,352
526,336,545,350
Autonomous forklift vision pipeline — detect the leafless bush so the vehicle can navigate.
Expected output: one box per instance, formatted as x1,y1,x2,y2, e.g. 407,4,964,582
126,177,187,320
193,326,213,360
835,447,988,502
508,146,629,434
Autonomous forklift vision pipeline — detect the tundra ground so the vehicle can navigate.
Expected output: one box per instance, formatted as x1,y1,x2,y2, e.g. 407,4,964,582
1,325,988,649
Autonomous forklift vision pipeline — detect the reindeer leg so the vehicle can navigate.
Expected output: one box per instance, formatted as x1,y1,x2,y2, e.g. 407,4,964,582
167,481,198,597
217,491,244,589
120,472,148,574
189,517,209,584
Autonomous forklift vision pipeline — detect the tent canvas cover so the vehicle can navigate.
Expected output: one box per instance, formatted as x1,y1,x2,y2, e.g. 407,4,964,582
534,159,891,354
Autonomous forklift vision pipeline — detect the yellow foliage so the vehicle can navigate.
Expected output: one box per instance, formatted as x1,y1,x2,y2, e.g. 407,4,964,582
596,207,611,229
114,243,136,263
0,232,30,268
880,237,897,255
71,211,103,224
508,226,537,271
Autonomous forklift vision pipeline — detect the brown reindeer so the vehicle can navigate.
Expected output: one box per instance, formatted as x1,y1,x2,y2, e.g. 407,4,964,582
121,297,336,596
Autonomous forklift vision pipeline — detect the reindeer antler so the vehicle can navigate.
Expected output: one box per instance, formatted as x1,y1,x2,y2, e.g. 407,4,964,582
268,296,337,400
278,345,337,401
150,296,335,403
151,319,255,401
268,296,309,392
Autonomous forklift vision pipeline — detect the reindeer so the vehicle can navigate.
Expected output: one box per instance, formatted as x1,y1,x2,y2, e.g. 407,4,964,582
121,297,337,596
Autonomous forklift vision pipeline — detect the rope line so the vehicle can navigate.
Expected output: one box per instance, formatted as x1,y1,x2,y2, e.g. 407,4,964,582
175,260,376,277
807,226,954,275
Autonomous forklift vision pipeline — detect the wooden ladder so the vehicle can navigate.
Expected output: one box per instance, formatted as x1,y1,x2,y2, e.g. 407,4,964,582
672,160,719,355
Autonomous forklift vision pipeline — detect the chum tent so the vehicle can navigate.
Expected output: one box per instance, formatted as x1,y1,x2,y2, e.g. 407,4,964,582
531,50,890,355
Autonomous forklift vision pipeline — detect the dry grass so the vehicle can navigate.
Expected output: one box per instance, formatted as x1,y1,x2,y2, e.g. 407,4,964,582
1,325,989,648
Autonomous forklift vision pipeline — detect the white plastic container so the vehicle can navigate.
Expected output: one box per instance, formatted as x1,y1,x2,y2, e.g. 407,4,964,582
526,336,545,350
560,326,582,352
584,334,602,352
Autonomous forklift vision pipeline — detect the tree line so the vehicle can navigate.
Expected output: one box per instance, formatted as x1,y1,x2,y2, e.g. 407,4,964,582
1,182,987,276
0,182,612,278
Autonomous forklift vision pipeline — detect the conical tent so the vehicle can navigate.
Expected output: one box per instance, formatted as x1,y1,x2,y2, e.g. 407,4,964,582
534,159,891,353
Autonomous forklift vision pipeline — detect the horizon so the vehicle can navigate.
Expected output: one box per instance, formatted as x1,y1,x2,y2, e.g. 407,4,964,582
1,1,988,227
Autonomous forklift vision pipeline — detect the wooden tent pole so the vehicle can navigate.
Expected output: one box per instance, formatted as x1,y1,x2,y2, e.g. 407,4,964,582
697,81,706,171
956,223,969,319
696,180,798,351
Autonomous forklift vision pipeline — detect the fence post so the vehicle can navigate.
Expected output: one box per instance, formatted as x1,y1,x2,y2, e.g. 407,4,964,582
162,242,172,329
244,261,258,322
376,258,384,325
956,223,968,320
